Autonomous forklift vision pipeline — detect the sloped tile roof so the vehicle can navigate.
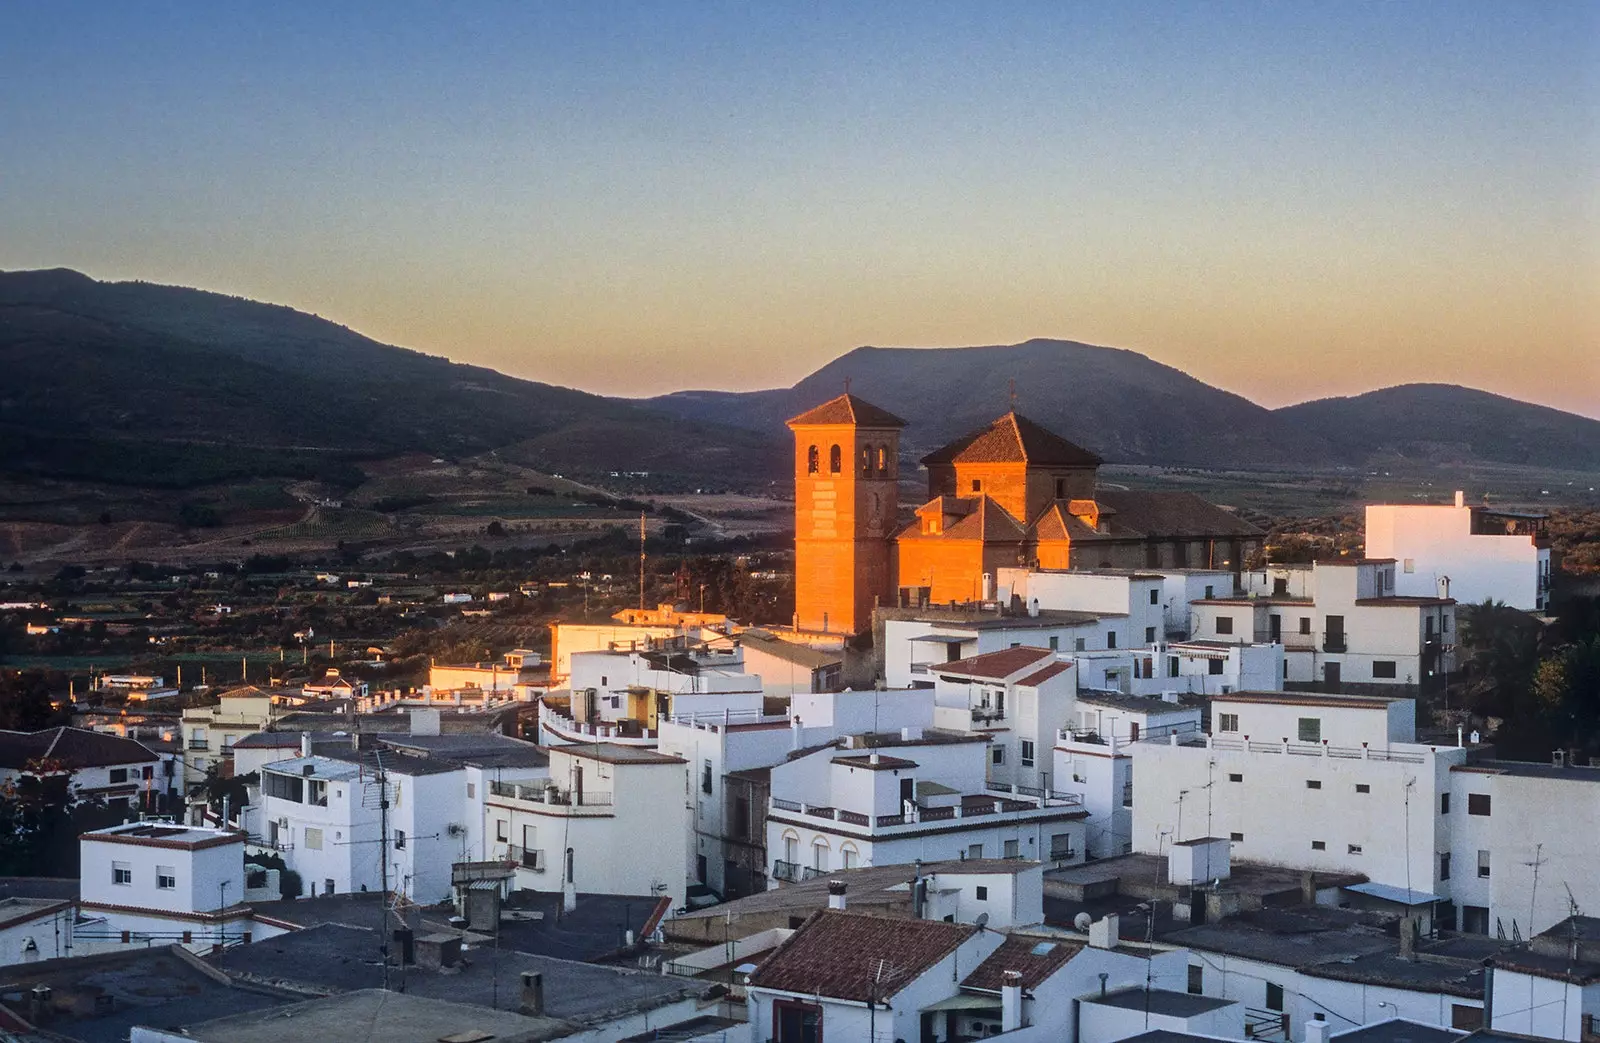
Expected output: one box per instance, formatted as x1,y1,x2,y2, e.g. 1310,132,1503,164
749,910,976,1001
787,394,906,429
936,645,1055,681
1093,491,1263,538
1016,661,1074,687
942,497,1028,542
962,934,1084,991
922,412,1102,467
0,727,160,770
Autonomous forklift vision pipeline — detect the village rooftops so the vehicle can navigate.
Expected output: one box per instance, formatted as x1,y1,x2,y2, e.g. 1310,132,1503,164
82,821,243,851
748,909,977,1002
1209,690,1404,709
1075,691,1195,714
555,742,686,765
161,988,574,1043
1084,987,1237,1017
0,895,71,931
1162,907,1406,967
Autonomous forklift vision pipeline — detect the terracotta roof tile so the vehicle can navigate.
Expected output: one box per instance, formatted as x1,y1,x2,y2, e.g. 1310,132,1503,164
787,394,906,429
1016,661,1074,687
1092,491,1262,538
922,412,1102,467
942,497,1027,542
749,910,977,1001
936,646,1055,681
962,934,1084,991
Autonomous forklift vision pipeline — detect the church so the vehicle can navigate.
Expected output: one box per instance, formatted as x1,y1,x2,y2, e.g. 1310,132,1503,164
788,393,1263,635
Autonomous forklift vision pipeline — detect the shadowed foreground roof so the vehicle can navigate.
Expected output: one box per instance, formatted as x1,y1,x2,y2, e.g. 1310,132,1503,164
749,910,976,1001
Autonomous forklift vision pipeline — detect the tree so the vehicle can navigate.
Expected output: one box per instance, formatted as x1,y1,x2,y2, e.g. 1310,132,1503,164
0,671,68,731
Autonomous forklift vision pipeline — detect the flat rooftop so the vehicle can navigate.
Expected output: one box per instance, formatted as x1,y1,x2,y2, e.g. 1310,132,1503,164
1333,1020,1468,1043
83,821,243,848
1085,987,1235,1016
168,988,572,1043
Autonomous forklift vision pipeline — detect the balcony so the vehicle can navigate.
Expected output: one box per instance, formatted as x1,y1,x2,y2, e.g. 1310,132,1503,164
1322,633,1347,654
187,740,209,751
489,779,614,813
772,859,801,883
1255,629,1315,651
970,707,1006,726
507,844,545,872
768,788,1084,836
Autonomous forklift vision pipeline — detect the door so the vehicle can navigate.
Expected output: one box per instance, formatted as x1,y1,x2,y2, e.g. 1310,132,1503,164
1324,661,1341,693
1268,614,1282,643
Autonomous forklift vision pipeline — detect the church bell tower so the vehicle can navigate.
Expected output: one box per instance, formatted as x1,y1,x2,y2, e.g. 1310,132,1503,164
787,393,905,635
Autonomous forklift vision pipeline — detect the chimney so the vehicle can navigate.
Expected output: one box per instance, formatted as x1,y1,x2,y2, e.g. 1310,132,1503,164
1553,749,1566,768
791,716,803,750
1454,490,1466,508
869,751,881,766
28,985,51,1024
299,732,312,757
520,972,545,1017
1001,970,1024,1032
393,927,415,965
1089,914,1119,949
1300,871,1317,906
828,880,847,911
1399,916,1417,960
1306,1013,1332,1043
1482,960,1495,1029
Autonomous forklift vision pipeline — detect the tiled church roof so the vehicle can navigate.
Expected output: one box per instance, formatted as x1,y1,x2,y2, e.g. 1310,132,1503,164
921,412,1102,467
786,393,906,428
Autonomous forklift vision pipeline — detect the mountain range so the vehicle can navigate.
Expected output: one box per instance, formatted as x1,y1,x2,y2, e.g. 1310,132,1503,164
1,269,1595,490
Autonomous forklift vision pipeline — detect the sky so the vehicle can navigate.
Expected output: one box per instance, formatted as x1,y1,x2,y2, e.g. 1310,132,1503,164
2,2,1597,416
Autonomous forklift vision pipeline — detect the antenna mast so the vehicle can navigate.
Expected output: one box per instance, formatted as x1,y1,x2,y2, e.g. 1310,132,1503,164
638,512,647,612
376,748,391,991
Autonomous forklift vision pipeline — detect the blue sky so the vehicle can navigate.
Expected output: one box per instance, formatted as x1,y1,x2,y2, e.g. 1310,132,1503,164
2,2,1595,413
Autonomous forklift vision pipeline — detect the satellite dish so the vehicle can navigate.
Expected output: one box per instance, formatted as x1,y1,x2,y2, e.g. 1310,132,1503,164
974,912,990,929
1073,912,1093,932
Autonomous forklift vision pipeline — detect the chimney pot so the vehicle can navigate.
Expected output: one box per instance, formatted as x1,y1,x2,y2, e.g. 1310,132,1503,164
827,881,847,910
520,971,545,1017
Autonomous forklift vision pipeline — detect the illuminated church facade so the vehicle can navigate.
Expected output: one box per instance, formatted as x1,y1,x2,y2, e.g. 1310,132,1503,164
788,393,1263,635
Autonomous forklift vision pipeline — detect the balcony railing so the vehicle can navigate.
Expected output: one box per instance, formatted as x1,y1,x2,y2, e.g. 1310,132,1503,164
1254,629,1315,650
1323,633,1347,654
769,788,1084,833
245,834,292,852
489,779,613,807
187,740,209,751
507,844,545,872
772,859,801,883
971,707,1006,725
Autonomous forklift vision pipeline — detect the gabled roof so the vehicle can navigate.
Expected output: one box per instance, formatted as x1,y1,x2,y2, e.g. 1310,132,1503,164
1017,661,1074,687
921,412,1102,468
1092,490,1263,538
1030,502,1104,542
786,393,906,429
936,645,1055,681
962,934,1084,991
942,496,1028,542
0,727,160,770
749,910,977,1002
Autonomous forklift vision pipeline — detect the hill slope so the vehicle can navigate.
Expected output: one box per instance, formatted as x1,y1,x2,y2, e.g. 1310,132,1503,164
1276,385,1600,470
647,339,1336,468
0,269,781,486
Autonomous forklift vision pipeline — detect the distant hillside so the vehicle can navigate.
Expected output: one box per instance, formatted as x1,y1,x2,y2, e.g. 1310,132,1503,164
1276,385,1600,471
647,340,1336,468
0,269,781,487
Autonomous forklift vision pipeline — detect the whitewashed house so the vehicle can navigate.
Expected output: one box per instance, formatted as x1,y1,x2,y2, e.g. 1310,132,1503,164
925,646,1076,792
1366,492,1553,610
0,727,170,809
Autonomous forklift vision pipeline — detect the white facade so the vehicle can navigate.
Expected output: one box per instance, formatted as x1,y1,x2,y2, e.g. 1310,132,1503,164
0,899,76,964
884,615,1120,690
927,649,1075,792
766,737,1088,883
1366,495,1552,611
998,568,1167,646
483,743,692,907
1193,560,1457,692
180,694,279,786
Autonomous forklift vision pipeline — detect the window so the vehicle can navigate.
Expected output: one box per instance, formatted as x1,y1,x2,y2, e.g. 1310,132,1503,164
967,843,984,859
1107,632,1117,648
1168,656,1180,677
466,782,475,799
971,479,982,492
1230,832,1244,842
1075,637,1086,652
1049,834,1073,860
1150,589,1160,606
1146,626,1157,643
1306,780,1322,789
1311,841,1326,851
304,827,323,850
1216,617,1234,635
1441,793,1451,815
828,444,841,473
113,862,132,885
496,819,508,842
1228,773,1243,783
976,885,989,900
1188,965,1204,995
1440,852,1452,880
1372,661,1397,679
1348,844,1363,855
811,839,828,871
806,445,819,474
1204,585,1215,599
702,760,714,795
1356,784,1370,793
394,830,406,850
1049,636,1059,651
992,746,1005,765
842,846,858,869
325,879,335,896
1403,558,1415,573
1021,740,1035,767
157,866,176,890
1218,713,1240,733
773,999,822,1043
1003,839,1019,858
1299,617,1312,635
1266,983,1284,1011
108,768,128,784
142,765,153,779
1478,850,1491,878
1468,793,1491,816
1297,717,1322,743
1209,658,1225,675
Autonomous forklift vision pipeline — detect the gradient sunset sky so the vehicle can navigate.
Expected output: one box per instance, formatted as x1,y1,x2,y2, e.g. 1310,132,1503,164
3,3,1596,415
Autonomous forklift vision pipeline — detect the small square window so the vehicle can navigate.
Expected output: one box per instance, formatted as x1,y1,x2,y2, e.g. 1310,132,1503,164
1297,717,1322,743
975,885,989,900
1299,617,1311,635
157,866,176,890
1311,841,1326,851
1230,832,1244,842
1075,637,1086,652
1216,617,1234,635
1440,852,1452,880
1441,793,1451,815
1373,660,1397,679
1145,626,1157,643
1266,983,1284,1011
1107,632,1117,649
1150,589,1160,606
1468,793,1491,816
991,746,1005,765
1209,658,1225,675
1478,850,1491,878
1355,784,1370,794
113,862,132,885
1228,773,1242,783
1306,780,1322,790
1348,844,1363,855
496,820,508,842
971,479,982,492
1218,714,1240,733
1021,740,1035,768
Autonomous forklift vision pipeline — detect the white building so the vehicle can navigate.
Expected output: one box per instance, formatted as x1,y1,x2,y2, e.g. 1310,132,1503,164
766,733,1088,883
998,567,1168,646
483,742,691,907
1366,493,1552,611
77,821,288,952
1192,559,1457,693
882,611,1120,691
0,897,76,964
1488,916,1600,1041
0,726,171,809
925,646,1076,792
180,689,282,787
